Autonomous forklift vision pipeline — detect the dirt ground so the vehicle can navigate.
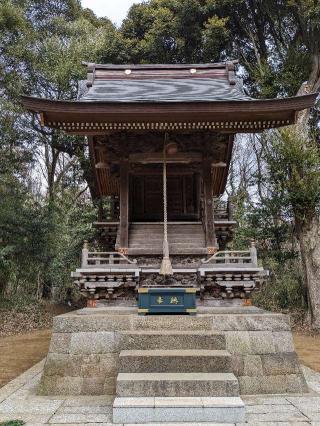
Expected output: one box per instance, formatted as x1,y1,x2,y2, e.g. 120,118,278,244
0,329,52,387
293,332,320,373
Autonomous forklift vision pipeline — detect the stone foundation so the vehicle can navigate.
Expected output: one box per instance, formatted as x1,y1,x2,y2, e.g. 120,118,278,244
38,306,307,396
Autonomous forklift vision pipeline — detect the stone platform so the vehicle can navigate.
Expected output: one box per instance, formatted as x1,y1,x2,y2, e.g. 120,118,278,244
39,305,307,398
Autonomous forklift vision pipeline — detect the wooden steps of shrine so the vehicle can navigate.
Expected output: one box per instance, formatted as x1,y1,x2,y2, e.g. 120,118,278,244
126,223,207,255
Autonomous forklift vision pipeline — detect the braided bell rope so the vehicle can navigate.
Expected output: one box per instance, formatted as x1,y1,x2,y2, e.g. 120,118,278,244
160,133,173,276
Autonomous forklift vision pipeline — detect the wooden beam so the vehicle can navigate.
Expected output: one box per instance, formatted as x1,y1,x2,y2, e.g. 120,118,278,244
88,136,103,199
119,160,129,251
203,159,217,250
129,152,203,164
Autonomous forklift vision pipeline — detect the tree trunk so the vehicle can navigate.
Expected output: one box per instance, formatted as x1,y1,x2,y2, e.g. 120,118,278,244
295,215,320,328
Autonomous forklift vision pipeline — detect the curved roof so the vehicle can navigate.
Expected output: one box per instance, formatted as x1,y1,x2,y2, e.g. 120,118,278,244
21,61,318,134
79,60,250,103
80,78,251,103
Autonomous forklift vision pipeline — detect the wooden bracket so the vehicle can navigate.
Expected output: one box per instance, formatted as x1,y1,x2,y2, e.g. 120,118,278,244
118,247,129,255
207,247,218,255
87,299,97,308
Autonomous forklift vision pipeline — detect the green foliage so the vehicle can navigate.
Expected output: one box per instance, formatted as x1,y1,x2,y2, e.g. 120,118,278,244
264,127,320,224
121,0,230,63
0,0,104,300
229,125,320,315
253,259,306,312
0,421,24,426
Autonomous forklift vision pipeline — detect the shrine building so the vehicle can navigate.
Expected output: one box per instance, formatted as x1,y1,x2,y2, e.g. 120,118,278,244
22,61,317,306
21,61,317,424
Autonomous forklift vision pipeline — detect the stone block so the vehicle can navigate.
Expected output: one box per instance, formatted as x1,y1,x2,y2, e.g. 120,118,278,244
70,332,117,354
261,353,301,376
273,331,295,352
132,315,212,331
80,354,118,378
286,374,308,393
38,376,83,396
49,333,71,354
118,330,225,351
113,396,245,423
239,375,294,395
81,377,106,395
259,375,288,394
238,376,262,394
42,352,118,381
42,354,82,377
243,355,263,376
211,313,290,331
231,354,244,376
113,407,245,424
116,372,239,397
119,349,231,373
63,395,114,406
103,376,117,395
225,331,251,354
53,313,131,333
249,331,275,354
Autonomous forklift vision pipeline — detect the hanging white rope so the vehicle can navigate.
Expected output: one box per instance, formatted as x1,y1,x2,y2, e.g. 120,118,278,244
160,133,173,276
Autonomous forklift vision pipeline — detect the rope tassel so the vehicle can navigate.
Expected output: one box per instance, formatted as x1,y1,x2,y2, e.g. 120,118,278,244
160,133,173,276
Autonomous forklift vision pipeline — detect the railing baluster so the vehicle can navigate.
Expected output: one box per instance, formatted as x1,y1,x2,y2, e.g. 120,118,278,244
82,241,89,268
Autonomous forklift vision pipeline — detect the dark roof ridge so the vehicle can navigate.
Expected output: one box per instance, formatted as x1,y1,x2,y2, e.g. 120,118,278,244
82,61,239,70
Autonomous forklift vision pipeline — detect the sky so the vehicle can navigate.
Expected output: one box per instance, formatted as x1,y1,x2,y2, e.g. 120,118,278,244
81,0,140,25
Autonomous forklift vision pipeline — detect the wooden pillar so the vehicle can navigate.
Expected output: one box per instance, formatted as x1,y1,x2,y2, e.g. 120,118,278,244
119,160,129,252
203,160,217,252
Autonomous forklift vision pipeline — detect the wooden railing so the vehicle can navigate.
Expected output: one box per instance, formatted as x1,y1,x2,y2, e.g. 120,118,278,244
201,242,258,266
81,241,137,267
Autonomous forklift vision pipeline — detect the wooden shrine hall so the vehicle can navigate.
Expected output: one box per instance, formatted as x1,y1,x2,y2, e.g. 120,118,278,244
22,61,317,303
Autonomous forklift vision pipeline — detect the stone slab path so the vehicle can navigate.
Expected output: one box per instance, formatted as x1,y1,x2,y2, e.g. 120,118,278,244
1,360,320,425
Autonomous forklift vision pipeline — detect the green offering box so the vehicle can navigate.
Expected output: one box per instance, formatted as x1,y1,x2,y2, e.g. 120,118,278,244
138,287,197,315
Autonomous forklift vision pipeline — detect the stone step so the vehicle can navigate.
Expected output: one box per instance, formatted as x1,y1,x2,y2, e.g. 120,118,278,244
116,372,239,397
119,349,231,373
113,396,245,424
119,330,226,350
132,315,213,331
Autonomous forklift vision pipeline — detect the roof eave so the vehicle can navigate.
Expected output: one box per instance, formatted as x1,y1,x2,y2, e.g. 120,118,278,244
21,93,318,134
